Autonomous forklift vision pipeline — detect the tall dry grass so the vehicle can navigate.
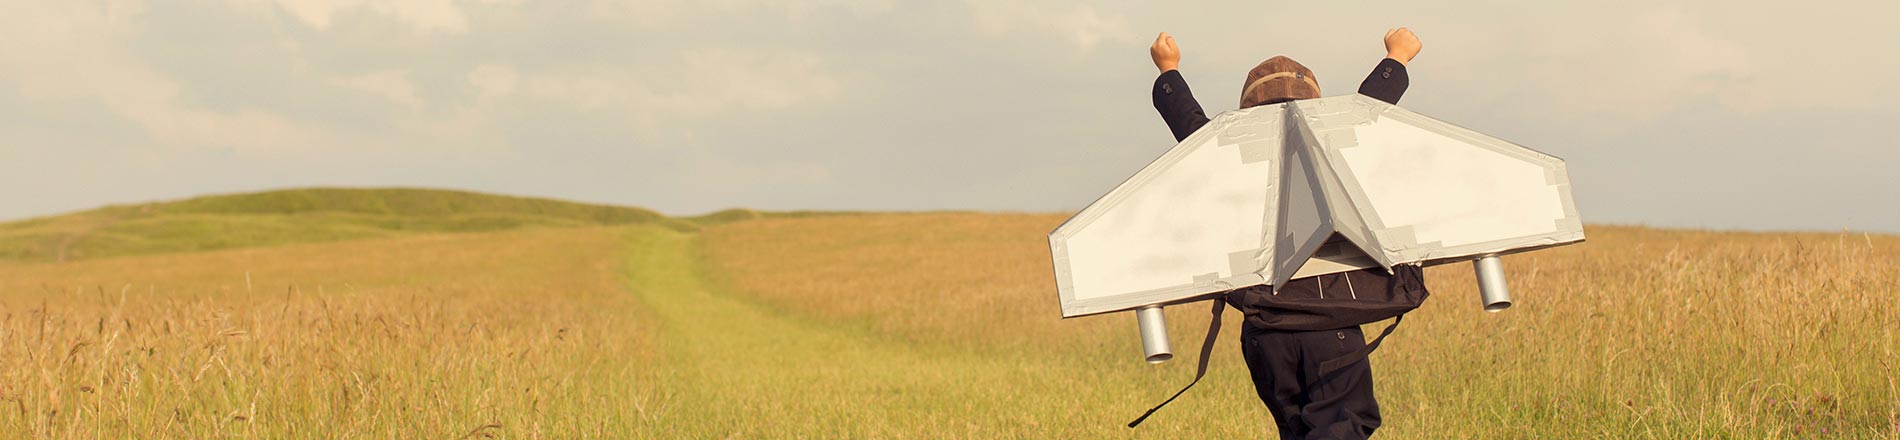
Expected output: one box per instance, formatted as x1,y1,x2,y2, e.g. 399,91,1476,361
699,214,1900,437
0,227,653,438
698,212,1098,353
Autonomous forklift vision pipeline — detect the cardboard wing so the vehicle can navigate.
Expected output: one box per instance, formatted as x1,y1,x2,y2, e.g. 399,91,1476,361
1050,94,1583,319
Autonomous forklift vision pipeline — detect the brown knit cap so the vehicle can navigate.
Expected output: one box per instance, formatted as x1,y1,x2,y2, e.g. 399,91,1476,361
1239,56,1320,108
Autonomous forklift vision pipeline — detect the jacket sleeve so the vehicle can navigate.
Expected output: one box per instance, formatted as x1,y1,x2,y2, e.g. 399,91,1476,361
1152,70,1212,142
1356,58,1410,105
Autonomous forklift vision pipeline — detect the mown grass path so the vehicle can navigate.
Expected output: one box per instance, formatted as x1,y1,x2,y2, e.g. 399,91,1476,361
623,227,1265,438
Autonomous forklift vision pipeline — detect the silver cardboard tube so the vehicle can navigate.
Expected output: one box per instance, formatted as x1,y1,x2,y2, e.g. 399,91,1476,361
1473,255,1512,312
1136,305,1173,364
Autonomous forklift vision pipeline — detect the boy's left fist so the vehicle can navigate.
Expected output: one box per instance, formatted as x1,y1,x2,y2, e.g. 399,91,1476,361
1150,32,1181,73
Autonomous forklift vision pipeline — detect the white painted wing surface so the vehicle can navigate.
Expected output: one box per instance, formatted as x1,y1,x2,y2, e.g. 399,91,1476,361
1049,105,1286,318
1296,95,1584,268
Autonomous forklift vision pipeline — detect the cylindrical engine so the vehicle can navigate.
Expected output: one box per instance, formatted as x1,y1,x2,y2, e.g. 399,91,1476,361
1136,305,1173,364
1473,255,1512,312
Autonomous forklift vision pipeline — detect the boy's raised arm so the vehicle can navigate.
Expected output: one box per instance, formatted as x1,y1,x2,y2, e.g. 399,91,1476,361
1359,27,1420,105
1150,32,1210,142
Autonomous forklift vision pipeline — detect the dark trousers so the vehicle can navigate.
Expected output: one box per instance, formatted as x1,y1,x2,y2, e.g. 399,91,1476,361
1239,323,1381,440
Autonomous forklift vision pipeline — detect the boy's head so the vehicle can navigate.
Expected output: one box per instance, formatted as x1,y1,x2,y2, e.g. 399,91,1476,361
1240,56,1319,108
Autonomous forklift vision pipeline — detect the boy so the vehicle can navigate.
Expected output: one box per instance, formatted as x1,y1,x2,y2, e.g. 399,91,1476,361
1146,28,1426,440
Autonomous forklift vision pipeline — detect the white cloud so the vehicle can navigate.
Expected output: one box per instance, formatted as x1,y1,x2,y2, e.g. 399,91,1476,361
252,0,473,34
683,49,842,111
0,1,353,152
1584,8,1752,118
509,48,842,127
582,0,894,30
1443,7,1755,125
333,70,424,109
466,64,519,101
0,1,852,155
966,0,1135,52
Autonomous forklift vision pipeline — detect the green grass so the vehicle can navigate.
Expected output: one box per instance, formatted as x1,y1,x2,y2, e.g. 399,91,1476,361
0,188,696,262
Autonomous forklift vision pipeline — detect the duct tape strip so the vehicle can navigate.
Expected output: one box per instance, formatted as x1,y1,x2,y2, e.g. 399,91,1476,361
1377,226,1420,252
1193,272,1220,285
1217,112,1281,147
1306,112,1362,128
1553,216,1583,233
1352,96,1390,121
1228,249,1266,277
1236,140,1275,164
1557,182,1582,217
1319,128,1359,151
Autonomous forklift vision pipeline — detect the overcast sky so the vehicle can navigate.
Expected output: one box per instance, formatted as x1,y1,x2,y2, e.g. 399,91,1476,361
3,1,1896,232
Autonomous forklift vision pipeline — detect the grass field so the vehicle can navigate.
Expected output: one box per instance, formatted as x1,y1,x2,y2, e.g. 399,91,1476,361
1,188,1896,438
697,214,1900,438
0,226,654,438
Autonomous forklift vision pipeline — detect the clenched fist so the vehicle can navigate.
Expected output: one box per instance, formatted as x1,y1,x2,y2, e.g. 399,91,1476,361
1384,27,1422,65
1150,32,1181,73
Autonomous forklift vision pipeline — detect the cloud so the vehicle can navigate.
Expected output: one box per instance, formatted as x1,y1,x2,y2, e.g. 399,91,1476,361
966,0,1135,52
580,0,894,30
0,1,356,152
466,64,519,101
1421,6,1755,128
505,48,844,136
681,49,844,111
247,0,476,34
333,70,424,109
1578,7,1753,119
4,0,1899,234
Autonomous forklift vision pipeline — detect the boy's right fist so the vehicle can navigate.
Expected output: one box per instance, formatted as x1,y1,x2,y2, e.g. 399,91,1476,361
1384,27,1422,65
1150,32,1181,73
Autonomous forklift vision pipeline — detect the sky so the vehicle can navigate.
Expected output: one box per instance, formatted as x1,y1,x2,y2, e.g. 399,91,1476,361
3,1,1897,233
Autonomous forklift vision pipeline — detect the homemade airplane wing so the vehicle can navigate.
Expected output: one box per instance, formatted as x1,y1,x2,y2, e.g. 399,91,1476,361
1049,94,1583,361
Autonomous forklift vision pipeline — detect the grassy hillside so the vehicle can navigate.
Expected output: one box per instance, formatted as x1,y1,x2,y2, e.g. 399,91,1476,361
0,188,692,262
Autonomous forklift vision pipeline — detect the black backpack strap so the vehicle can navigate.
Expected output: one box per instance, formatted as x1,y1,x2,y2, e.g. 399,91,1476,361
1126,299,1225,428
1315,314,1404,379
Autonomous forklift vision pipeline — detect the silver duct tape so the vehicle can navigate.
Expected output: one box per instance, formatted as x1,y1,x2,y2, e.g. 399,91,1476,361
1374,226,1420,262
1318,129,1359,152
1556,183,1583,223
1553,217,1583,232
1217,108,1281,143
1229,249,1265,277
1237,140,1277,164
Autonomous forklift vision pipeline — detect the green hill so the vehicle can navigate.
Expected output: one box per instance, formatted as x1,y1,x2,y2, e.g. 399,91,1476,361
0,188,693,262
